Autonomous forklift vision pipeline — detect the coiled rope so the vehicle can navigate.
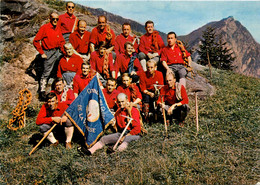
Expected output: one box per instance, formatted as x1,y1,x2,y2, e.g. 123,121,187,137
7,89,32,131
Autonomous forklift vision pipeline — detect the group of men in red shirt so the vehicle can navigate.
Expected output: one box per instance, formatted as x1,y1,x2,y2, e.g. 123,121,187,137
33,1,192,152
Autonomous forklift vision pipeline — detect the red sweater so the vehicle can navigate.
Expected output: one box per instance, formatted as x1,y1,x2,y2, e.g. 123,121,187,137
115,107,141,135
69,31,91,54
157,85,189,105
139,70,164,93
161,45,190,65
102,88,120,109
117,84,142,102
57,54,83,78
114,34,139,55
33,23,65,55
36,102,68,125
50,89,75,106
139,32,165,55
90,51,115,75
73,73,92,94
115,53,143,75
90,26,116,47
57,13,78,34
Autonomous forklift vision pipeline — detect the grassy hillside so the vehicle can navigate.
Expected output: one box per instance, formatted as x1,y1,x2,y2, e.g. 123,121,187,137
0,69,259,184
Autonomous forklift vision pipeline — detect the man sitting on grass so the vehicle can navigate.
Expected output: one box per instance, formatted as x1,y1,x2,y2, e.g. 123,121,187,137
79,93,141,155
36,92,74,149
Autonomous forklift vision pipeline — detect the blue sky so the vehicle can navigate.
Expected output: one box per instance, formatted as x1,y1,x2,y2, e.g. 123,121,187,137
73,1,260,43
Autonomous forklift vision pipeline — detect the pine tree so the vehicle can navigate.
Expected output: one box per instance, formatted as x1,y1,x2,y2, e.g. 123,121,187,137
197,26,235,70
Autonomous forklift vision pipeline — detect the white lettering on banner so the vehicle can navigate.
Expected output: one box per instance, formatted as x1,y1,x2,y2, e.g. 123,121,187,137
86,126,96,133
79,113,84,121
87,88,99,95
77,105,82,111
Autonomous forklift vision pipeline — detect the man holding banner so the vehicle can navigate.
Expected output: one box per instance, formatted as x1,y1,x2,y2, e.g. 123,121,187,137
79,93,141,155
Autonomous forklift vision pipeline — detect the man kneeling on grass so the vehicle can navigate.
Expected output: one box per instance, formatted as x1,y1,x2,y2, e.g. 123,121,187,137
157,72,190,127
36,92,74,149
80,93,141,155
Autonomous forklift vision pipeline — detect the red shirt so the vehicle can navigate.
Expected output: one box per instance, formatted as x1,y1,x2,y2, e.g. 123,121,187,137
117,84,142,102
115,53,143,75
114,34,139,55
161,45,190,65
90,51,115,75
57,54,83,78
102,88,120,109
36,102,68,125
157,85,188,105
73,73,92,94
69,31,91,54
33,23,65,55
139,70,164,93
57,13,78,34
139,32,165,55
50,89,75,106
115,107,141,135
89,26,116,47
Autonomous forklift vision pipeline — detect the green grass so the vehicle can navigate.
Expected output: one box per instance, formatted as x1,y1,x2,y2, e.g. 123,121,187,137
0,69,259,184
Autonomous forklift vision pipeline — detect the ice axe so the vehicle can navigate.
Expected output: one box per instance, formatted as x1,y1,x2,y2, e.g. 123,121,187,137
107,115,134,153
29,124,57,156
192,89,203,132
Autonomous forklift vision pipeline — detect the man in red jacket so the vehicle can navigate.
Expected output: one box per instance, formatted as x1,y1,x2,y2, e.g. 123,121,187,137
116,42,143,83
57,43,83,85
102,78,120,112
69,20,91,61
57,1,78,41
138,20,165,71
90,43,116,80
89,15,116,58
73,62,96,98
36,92,74,149
161,32,192,87
80,93,141,155
114,23,139,56
51,78,75,106
33,12,65,101
117,73,142,109
139,60,164,123
157,72,190,126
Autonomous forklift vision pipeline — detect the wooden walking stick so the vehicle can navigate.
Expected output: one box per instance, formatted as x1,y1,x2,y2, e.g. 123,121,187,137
162,97,168,137
193,89,203,132
112,115,134,151
29,124,57,156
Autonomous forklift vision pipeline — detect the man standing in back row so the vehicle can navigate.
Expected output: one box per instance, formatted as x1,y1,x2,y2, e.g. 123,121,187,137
58,1,78,42
114,23,139,56
89,15,116,57
33,12,65,101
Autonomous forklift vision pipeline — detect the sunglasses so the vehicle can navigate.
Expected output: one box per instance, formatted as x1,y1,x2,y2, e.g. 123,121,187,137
67,6,75,9
51,18,59,21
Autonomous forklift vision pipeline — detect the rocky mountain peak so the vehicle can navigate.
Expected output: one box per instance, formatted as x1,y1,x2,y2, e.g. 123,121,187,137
179,16,260,78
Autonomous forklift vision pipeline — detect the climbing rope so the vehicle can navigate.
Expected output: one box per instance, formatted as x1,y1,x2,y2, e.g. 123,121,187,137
7,89,32,131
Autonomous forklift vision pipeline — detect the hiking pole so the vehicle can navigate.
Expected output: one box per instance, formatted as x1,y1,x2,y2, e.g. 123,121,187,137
29,124,57,156
161,95,168,137
193,89,202,132
112,115,134,151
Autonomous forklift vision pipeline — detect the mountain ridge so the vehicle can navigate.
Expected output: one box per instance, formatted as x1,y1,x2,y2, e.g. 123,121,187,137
178,16,260,78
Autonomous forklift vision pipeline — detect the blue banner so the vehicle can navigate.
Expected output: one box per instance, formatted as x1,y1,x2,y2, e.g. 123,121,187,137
65,75,114,147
